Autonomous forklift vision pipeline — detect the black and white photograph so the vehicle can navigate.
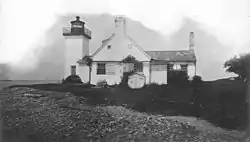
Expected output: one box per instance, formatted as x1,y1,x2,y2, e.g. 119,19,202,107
0,0,250,141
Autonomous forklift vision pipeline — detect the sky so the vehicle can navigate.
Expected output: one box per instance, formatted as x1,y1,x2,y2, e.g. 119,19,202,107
0,0,249,71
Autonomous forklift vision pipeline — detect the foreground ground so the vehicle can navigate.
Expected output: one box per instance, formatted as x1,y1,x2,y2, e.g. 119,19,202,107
2,86,245,142
0,80,58,90
7,78,247,130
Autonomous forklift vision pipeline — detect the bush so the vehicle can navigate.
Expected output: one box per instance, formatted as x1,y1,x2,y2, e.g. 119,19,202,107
145,83,160,88
192,75,203,84
167,70,189,85
144,83,167,90
97,80,108,88
63,75,83,84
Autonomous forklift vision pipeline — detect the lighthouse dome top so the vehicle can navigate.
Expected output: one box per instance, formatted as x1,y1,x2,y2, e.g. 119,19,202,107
70,16,85,28
63,16,91,39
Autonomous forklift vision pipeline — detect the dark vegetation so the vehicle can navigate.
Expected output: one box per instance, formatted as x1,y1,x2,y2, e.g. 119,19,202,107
167,70,190,85
62,75,83,84
10,73,247,131
96,80,108,88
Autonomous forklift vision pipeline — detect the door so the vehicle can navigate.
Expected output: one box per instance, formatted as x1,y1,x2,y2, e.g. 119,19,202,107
70,65,76,75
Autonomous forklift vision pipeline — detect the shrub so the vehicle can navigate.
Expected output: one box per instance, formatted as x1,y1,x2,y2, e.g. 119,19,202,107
109,83,119,88
145,83,159,88
97,80,108,88
167,70,189,85
144,83,167,90
61,78,65,83
63,75,83,84
192,75,203,84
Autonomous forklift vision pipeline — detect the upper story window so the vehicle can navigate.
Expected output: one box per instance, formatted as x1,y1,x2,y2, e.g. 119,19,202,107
128,44,132,49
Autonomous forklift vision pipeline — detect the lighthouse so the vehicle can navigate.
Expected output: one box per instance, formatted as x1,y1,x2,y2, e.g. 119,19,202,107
62,16,92,80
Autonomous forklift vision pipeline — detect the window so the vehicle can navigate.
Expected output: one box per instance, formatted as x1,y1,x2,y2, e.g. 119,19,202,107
128,44,132,49
173,64,181,70
167,64,174,71
107,45,111,49
181,64,188,72
97,63,116,75
72,24,82,28
106,64,116,75
134,63,143,72
97,63,106,75
70,65,76,75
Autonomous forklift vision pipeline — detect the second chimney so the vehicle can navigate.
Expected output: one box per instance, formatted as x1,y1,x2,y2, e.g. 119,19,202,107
114,16,126,36
189,32,195,50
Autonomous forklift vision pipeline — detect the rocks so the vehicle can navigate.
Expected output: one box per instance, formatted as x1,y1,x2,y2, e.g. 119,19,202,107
2,87,243,142
23,93,43,98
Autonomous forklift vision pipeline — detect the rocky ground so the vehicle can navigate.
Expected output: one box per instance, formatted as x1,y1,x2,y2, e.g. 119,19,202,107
1,87,245,142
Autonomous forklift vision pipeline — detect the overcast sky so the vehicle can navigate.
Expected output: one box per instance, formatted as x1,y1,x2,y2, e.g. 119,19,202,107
0,0,249,68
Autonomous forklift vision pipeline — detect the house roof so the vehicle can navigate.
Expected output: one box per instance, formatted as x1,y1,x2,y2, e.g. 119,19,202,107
83,30,196,63
145,50,196,62
125,35,151,60
77,55,92,64
91,33,116,57
80,42,196,63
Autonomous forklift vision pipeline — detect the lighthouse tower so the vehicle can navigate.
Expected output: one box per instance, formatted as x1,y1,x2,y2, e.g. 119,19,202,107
62,16,92,79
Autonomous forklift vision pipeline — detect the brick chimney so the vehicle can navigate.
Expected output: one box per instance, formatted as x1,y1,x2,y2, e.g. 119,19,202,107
189,32,195,50
114,16,126,36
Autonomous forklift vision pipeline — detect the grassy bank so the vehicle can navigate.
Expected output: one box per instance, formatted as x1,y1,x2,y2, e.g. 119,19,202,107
2,87,244,142
8,78,247,131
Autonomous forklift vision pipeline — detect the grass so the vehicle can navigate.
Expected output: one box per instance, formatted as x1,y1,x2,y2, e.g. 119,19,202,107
6,78,247,131
0,80,59,90
1,87,245,141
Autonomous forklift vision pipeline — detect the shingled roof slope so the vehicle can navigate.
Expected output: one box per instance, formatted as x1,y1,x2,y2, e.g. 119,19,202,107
77,55,92,64
145,50,196,62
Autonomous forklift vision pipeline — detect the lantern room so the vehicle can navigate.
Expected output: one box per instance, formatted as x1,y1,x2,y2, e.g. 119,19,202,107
70,16,85,34
63,16,92,39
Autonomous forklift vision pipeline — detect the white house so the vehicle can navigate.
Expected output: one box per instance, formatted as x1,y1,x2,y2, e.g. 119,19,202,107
62,16,197,85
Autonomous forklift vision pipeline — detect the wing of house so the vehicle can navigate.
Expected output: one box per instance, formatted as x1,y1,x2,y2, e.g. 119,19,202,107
146,50,196,84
